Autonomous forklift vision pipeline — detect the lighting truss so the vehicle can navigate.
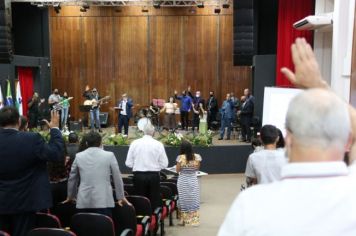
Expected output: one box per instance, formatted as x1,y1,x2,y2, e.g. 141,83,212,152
10,0,230,7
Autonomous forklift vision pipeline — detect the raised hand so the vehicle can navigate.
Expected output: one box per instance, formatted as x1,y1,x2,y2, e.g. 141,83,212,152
281,38,328,89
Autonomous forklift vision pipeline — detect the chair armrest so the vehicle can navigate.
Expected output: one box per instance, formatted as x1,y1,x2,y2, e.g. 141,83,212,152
137,215,150,235
120,228,133,236
153,207,162,222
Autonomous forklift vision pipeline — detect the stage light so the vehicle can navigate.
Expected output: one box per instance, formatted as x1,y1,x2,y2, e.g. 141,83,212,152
214,7,221,14
153,1,161,8
54,3,61,14
197,2,204,8
141,6,149,12
222,3,230,8
80,3,90,12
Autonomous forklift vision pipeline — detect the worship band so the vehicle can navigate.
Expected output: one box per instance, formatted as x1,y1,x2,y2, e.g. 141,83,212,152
25,84,255,142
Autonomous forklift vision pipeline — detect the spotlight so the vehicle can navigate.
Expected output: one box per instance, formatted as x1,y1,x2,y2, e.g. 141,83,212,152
197,2,204,8
214,7,221,14
189,7,196,13
153,1,161,8
222,3,230,8
54,3,61,14
141,6,149,12
80,3,90,12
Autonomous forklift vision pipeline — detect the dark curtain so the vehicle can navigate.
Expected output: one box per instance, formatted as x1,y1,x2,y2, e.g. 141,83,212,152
275,0,315,87
18,67,34,116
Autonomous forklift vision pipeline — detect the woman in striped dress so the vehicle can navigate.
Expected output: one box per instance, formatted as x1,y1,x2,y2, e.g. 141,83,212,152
176,140,202,226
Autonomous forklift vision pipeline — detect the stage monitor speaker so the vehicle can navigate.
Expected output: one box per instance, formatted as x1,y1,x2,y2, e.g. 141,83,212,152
0,0,13,63
233,0,256,66
69,121,82,132
99,112,109,126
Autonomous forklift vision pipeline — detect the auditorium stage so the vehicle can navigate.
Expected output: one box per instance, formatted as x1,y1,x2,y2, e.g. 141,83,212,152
80,126,253,174
104,141,253,175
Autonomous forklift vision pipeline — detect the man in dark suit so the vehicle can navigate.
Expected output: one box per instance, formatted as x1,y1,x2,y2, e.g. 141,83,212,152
0,107,64,236
206,91,218,130
117,93,133,136
219,93,234,140
239,88,255,142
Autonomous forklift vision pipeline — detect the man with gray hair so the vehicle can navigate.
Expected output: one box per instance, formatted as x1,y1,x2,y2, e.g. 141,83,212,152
125,122,168,210
219,38,356,235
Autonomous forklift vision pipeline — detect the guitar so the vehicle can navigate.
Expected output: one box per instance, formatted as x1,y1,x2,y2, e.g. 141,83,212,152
52,97,74,111
84,96,111,108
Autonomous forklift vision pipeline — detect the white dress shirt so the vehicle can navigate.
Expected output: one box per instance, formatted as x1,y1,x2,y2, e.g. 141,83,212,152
120,100,127,115
245,149,287,184
219,162,356,236
125,135,169,172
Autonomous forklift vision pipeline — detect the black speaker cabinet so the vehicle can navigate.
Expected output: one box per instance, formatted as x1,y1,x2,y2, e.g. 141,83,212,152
99,112,109,126
69,121,82,132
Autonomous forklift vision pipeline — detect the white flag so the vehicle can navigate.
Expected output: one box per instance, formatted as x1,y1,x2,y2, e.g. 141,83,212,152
16,81,23,115
0,85,3,109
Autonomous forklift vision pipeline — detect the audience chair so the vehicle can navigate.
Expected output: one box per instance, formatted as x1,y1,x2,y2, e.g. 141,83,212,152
51,201,77,228
126,196,162,236
70,213,115,236
122,177,133,185
50,180,68,205
124,184,137,196
27,228,76,236
160,186,173,227
113,203,148,236
0,231,10,236
35,212,62,228
160,182,178,220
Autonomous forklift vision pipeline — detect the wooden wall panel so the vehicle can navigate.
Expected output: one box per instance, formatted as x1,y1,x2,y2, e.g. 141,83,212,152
50,6,252,122
81,17,115,114
114,17,148,108
219,15,252,103
150,16,183,100
50,17,82,120
183,16,218,99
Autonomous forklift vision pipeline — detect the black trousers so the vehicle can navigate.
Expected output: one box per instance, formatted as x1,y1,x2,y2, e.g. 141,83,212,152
192,113,200,131
133,172,161,211
0,212,36,236
207,111,217,129
180,111,189,130
241,117,252,141
119,115,129,135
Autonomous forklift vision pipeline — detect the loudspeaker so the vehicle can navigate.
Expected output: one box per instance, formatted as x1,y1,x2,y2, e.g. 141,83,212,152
0,0,13,63
99,112,109,126
69,121,82,132
233,0,256,66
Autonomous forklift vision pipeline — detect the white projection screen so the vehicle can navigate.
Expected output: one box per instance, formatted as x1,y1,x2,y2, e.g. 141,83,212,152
262,87,302,136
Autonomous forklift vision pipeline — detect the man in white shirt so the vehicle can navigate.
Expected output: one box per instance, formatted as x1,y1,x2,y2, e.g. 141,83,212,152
219,38,356,236
125,122,168,210
245,124,287,185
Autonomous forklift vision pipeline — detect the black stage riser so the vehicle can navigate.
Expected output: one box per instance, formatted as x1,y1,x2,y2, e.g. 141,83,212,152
104,145,253,174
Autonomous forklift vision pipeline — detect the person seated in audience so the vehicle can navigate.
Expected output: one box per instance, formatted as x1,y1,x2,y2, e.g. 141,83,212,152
0,108,64,236
245,125,287,186
251,137,263,152
218,38,356,236
19,115,28,131
66,131,129,217
276,128,285,149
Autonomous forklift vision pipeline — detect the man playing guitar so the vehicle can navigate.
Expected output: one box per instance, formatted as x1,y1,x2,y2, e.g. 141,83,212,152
86,88,103,132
